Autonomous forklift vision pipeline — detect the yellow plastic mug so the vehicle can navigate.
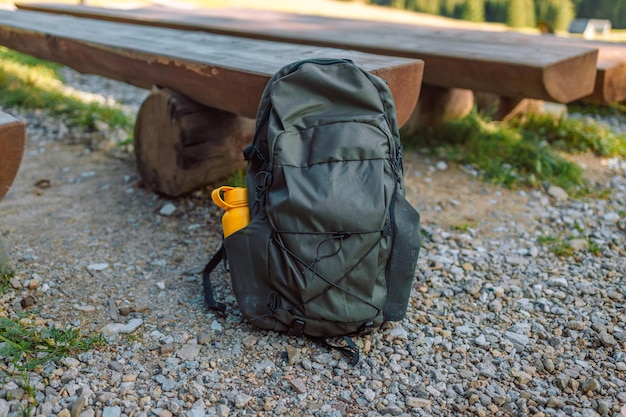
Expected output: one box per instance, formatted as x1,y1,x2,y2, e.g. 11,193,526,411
211,186,249,237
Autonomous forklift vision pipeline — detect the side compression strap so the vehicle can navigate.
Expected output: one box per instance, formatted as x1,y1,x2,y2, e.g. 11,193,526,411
202,245,227,314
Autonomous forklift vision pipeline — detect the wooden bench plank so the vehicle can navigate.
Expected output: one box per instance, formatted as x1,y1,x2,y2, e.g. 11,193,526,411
0,111,26,202
0,10,423,127
12,3,601,104
484,36,626,104
400,23,626,104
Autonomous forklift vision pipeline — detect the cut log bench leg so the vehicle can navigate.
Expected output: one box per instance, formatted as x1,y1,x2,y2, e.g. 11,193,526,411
473,92,545,122
134,86,255,197
401,84,474,135
401,85,559,137
0,111,25,274
0,111,26,203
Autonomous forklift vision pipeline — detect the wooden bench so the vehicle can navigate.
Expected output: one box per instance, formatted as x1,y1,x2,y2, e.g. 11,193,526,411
410,24,626,105
13,3,604,107
0,111,26,203
0,9,423,197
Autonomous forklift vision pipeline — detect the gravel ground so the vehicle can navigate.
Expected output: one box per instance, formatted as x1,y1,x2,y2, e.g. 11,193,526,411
0,69,625,417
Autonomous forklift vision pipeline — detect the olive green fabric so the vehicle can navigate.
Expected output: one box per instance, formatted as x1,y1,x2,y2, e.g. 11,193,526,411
223,59,420,338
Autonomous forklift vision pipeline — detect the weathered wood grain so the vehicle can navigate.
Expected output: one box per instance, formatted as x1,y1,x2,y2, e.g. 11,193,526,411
0,112,26,202
13,3,602,103
135,87,254,196
0,10,423,126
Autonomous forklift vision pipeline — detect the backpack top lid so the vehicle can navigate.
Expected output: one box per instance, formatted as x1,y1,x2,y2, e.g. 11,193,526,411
253,58,400,149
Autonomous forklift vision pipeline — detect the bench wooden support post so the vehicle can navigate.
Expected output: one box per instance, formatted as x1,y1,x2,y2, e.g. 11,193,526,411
474,93,545,122
402,84,474,134
134,86,254,197
0,112,26,202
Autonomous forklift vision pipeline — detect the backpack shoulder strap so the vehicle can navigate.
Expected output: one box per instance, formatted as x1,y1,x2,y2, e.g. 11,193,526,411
202,245,227,314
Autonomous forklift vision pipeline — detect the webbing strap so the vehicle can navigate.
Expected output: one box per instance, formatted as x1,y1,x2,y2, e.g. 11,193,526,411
202,245,227,314
311,335,360,366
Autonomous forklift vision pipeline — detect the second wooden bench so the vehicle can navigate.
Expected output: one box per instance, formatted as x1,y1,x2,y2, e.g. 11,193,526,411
16,3,614,129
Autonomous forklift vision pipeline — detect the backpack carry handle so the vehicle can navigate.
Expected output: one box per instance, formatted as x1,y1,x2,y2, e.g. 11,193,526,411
211,186,237,210
212,186,248,210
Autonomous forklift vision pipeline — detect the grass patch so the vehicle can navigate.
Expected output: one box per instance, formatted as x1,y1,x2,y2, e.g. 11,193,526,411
0,270,13,295
537,234,575,257
569,100,626,119
403,106,626,192
0,318,106,371
0,47,134,133
511,112,626,157
536,233,602,257
588,241,602,256
224,168,247,188
405,111,583,190
450,221,478,233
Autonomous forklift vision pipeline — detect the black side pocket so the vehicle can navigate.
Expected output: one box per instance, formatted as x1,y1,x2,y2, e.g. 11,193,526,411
384,192,421,321
223,213,278,329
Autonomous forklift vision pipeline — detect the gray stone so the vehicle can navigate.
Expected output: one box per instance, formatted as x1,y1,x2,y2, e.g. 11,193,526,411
216,404,230,417
234,393,253,409
286,345,301,365
63,357,81,368
543,357,555,373
102,407,122,417
581,379,600,393
177,344,200,361
547,185,568,201
70,396,87,417
254,360,275,372
363,388,376,402
159,203,176,216
100,318,143,337
546,397,564,408
289,378,306,394
197,331,211,345
603,212,620,222
406,397,431,408
186,406,205,417
0,399,9,417
597,331,616,347
569,239,589,251
503,331,529,349
87,263,109,271
388,324,409,339
435,161,448,171
474,334,489,347
505,255,530,265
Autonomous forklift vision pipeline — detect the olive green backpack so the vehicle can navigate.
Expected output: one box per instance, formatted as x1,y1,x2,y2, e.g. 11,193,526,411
204,58,421,363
